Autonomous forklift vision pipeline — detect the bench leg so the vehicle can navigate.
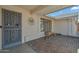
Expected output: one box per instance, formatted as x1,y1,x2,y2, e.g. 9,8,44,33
44,36,49,40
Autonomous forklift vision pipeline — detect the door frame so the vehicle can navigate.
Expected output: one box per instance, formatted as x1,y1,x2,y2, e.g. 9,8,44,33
2,8,22,49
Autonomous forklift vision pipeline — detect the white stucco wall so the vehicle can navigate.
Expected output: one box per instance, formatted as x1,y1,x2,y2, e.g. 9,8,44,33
51,20,54,32
53,19,68,35
53,18,78,37
0,5,44,49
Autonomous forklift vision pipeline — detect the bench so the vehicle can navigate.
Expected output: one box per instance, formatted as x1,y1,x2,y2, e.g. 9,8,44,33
44,32,56,40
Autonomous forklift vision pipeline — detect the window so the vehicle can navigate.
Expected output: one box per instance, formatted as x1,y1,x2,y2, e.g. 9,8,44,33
40,18,44,32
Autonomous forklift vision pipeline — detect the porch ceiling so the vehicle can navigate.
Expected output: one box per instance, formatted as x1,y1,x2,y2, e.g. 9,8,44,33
17,5,72,16
17,5,48,13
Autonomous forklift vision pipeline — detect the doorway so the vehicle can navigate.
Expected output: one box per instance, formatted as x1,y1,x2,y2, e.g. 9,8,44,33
2,9,22,49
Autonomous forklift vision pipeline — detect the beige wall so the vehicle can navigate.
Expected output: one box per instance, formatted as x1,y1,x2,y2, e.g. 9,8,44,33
53,19,68,35
53,18,77,37
0,5,44,49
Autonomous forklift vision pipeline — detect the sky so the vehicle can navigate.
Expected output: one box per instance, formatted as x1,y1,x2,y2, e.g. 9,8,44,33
47,5,79,17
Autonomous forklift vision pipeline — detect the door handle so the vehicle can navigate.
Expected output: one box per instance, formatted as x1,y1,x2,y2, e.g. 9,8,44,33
0,26,2,28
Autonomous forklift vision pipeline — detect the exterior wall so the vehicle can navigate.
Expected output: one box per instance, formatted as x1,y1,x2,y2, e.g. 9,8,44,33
0,5,44,49
53,17,78,37
51,20,54,32
23,14,44,42
53,19,68,35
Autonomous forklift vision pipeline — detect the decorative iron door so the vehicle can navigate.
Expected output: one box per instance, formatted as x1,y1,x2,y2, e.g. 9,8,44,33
2,9,22,49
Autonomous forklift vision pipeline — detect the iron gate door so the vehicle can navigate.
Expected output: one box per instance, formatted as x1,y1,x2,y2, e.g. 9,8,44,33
2,9,22,49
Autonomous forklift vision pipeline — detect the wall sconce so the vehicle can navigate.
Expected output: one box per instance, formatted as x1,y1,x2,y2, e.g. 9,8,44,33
28,17,34,25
